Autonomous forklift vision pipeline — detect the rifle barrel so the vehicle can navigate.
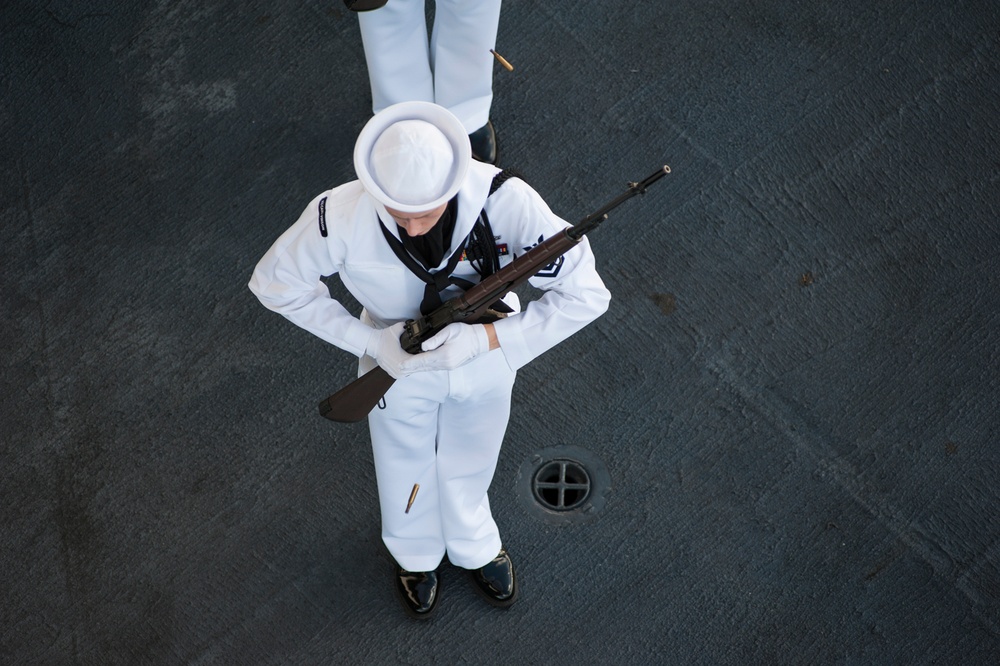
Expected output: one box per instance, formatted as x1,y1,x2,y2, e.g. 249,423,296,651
570,165,670,239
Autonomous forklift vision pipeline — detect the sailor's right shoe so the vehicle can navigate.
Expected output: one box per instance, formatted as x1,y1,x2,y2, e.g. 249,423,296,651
394,566,439,619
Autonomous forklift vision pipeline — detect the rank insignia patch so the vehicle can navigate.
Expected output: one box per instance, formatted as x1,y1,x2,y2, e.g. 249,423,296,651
523,235,564,278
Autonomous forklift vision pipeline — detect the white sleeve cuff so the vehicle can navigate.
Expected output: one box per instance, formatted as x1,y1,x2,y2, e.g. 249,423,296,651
492,315,531,371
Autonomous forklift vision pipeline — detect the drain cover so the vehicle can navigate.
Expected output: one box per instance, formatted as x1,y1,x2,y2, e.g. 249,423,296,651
517,445,610,523
532,459,591,511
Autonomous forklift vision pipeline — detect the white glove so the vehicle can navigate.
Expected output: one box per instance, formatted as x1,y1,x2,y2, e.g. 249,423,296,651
407,323,490,372
365,322,416,379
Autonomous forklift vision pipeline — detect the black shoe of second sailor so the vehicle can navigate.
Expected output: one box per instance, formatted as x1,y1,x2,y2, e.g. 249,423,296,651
469,120,498,165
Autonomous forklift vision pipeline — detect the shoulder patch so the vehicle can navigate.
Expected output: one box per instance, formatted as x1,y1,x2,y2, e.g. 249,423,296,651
318,197,328,237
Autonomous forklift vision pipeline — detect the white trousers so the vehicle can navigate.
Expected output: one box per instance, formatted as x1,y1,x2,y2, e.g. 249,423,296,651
361,347,515,572
357,0,502,132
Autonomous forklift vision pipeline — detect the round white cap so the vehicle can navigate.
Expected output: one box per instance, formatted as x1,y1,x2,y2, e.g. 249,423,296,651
354,101,471,213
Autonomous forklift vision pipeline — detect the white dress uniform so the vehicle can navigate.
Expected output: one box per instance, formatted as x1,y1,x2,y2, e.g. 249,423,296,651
249,104,609,573
357,0,502,133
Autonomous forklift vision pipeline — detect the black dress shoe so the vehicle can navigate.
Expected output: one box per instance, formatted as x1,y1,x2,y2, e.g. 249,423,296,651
394,566,439,619
468,548,517,607
469,121,498,165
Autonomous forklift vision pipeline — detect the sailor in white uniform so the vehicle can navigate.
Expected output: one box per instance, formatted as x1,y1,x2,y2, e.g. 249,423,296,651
249,101,609,618
356,0,502,163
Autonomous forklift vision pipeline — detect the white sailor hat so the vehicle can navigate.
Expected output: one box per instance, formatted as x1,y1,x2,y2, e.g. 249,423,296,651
354,101,472,213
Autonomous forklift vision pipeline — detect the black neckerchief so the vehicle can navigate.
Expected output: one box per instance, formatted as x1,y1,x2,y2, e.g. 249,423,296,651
399,197,458,270
378,171,523,316
379,196,473,315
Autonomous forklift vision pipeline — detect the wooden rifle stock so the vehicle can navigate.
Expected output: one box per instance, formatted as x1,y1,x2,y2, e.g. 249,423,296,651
317,365,395,423
318,165,671,423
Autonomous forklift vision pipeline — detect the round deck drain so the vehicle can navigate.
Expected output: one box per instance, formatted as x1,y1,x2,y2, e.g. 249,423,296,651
517,445,610,524
532,459,591,511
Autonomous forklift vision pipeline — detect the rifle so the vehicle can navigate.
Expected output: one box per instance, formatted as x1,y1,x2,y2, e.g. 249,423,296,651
318,165,671,423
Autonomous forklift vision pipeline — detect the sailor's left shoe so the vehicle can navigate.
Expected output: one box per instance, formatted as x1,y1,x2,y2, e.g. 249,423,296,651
469,121,498,165
468,548,517,607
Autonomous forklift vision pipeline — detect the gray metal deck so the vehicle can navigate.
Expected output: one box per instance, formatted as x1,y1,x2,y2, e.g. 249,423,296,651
2,1,998,663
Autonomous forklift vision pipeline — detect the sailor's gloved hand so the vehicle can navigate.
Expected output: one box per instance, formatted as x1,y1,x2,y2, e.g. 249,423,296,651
407,323,490,372
365,322,416,379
